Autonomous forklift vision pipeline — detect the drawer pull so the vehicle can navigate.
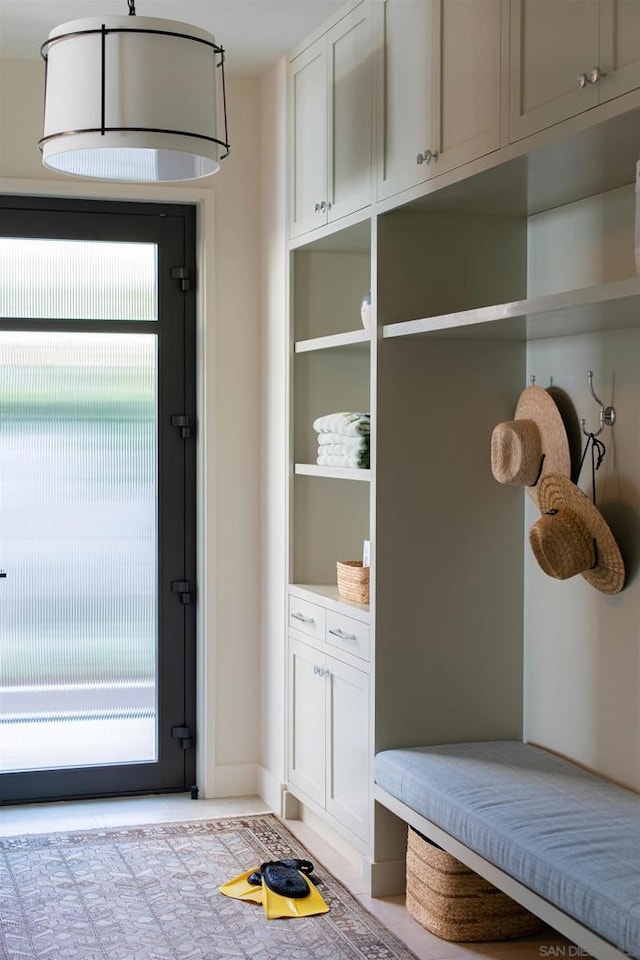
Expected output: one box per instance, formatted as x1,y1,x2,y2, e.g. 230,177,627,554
313,665,330,677
292,612,315,624
328,628,357,642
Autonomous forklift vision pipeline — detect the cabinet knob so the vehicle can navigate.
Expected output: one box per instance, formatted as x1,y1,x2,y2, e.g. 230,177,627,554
314,202,321,212
319,200,327,212
578,66,606,88
417,149,438,164
313,665,329,677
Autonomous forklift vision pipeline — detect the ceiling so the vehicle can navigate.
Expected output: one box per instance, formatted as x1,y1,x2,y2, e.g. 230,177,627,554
0,0,344,75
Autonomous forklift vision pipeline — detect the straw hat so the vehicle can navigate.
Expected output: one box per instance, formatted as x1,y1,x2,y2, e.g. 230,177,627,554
529,474,625,595
491,385,570,501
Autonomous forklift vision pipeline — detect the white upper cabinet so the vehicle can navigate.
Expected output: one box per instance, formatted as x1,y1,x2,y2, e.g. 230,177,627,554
437,0,502,174
510,0,640,142
289,42,329,239
598,0,640,102
289,3,374,240
377,0,502,202
377,0,437,200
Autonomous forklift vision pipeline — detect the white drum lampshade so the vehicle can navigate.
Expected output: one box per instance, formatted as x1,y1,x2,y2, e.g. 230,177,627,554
39,13,229,182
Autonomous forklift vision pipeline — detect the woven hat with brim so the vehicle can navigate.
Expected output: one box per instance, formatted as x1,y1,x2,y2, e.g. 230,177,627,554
529,473,625,595
491,385,570,501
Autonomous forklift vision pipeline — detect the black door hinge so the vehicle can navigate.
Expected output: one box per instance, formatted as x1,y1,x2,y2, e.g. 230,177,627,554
171,266,191,291
171,414,192,438
171,725,194,750
171,579,193,604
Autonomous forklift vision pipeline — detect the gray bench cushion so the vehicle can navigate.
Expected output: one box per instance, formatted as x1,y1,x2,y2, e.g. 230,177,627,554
374,741,640,958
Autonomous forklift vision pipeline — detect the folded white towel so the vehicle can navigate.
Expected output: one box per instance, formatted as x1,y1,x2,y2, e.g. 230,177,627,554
318,442,365,455
317,453,368,469
317,432,368,449
313,412,370,437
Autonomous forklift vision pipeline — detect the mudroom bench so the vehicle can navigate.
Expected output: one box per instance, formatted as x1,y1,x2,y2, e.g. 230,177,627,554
374,741,640,960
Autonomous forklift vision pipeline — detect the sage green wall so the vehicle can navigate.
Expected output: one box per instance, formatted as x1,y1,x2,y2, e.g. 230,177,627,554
525,189,640,791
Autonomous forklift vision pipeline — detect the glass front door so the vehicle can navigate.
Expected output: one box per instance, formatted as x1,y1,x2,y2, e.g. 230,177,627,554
0,199,196,803
0,330,158,773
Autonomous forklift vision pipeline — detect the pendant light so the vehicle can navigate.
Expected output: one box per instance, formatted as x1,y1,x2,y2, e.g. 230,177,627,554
38,0,230,182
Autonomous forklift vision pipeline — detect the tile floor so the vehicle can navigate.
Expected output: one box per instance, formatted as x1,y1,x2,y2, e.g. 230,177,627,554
0,794,587,960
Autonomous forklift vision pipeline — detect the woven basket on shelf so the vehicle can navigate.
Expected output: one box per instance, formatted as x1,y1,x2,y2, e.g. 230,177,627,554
336,560,370,604
406,828,543,942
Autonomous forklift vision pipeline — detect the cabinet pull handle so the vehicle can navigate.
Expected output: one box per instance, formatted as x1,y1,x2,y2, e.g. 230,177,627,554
292,612,314,624
319,200,327,212
314,202,321,212
578,66,606,88
329,628,357,641
313,665,329,677
417,149,438,165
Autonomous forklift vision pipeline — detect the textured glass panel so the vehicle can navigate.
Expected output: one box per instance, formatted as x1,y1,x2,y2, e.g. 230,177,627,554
0,238,157,321
0,332,158,771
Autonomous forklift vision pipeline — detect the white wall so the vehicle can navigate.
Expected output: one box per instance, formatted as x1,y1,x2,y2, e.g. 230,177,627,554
258,57,288,810
0,57,262,798
524,189,640,791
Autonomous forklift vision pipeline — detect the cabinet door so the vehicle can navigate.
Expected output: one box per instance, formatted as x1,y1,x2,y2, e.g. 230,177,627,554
325,656,369,841
289,39,329,239
599,0,640,102
288,638,326,805
377,0,438,201
434,0,502,176
509,0,600,142
327,3,374,223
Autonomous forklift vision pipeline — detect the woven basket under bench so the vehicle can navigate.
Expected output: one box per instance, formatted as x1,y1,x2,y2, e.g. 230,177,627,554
406,827,543,942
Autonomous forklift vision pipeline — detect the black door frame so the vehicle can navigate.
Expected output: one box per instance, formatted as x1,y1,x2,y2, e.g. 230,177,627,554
0,195,197,803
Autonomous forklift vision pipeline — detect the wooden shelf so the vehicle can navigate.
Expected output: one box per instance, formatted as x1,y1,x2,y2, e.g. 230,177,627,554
295,329,371,353
382,278,640,342
295,463,371,482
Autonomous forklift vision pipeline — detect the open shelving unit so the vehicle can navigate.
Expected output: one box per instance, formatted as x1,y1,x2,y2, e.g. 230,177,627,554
295,328,371,353
382,277,640,341
288,219,372,598
294,463,370,482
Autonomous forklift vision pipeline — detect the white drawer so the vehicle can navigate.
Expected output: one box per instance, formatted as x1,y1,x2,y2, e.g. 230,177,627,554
326,610,370,662
289,596,325,642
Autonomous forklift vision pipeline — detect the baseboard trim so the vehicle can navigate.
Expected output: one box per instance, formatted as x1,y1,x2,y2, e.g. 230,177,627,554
281,788,302,819
366,857,407,898
212,763,258,798
257,765,285,813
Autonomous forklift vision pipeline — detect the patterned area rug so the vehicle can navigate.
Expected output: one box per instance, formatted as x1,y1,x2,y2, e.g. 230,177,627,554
0,814,418,960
